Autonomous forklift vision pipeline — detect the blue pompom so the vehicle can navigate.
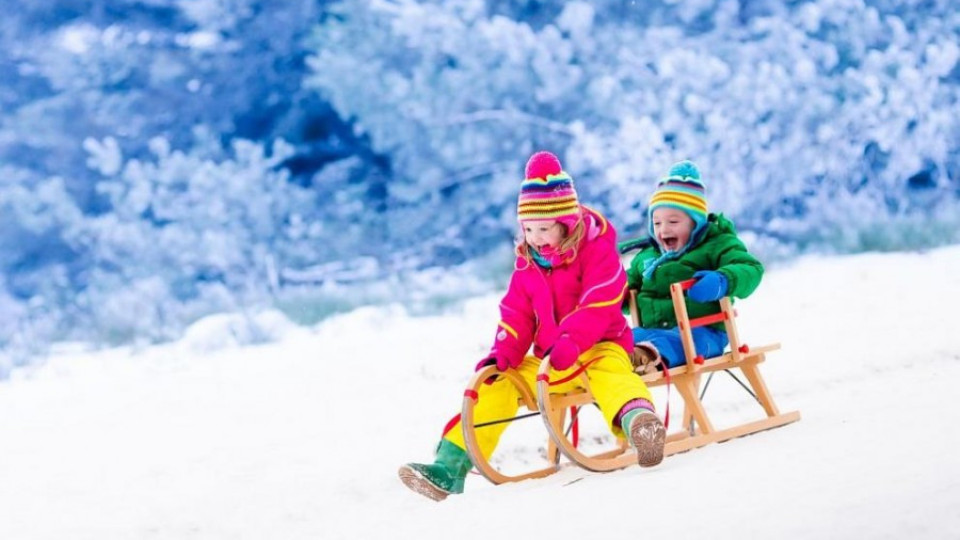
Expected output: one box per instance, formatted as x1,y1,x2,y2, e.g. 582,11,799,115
668,160,700,181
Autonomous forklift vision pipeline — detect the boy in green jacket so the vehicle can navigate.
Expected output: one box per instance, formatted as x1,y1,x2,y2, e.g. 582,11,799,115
626,160,763,371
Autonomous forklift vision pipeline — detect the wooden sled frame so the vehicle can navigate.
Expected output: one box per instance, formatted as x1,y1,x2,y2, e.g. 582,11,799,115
630,279,801,457
461,365,561,484
460,279,800,484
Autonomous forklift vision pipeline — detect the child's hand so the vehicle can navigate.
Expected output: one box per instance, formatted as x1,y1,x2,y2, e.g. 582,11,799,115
688,271,729,302
475,354,521,372
549,335,580,371
475,356,497,371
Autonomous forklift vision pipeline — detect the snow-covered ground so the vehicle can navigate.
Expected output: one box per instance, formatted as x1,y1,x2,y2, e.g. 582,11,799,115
2,246,960,540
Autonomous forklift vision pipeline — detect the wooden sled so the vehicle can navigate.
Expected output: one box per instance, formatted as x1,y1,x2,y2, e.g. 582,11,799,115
629,279,801,458
461,360,635,484
460,279,800,484
461,366,560,484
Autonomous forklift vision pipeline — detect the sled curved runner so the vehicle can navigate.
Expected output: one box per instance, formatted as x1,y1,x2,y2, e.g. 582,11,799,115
461,362,639,484
535,358,638,472
461,366,561,484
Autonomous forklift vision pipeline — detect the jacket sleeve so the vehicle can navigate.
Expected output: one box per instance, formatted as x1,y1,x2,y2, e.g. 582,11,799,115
626,253,643,291
714,236,764,299
557,231,628,352
489,268,535,366
622,250,645,314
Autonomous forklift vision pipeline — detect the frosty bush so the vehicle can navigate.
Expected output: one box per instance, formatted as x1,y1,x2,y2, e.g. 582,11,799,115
76,137,326,342
1,137,338,352
1,0,958,364
306,0,960,252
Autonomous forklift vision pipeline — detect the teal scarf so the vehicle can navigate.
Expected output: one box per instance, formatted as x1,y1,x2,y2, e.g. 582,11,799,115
641,223,707,280
530,247,553,269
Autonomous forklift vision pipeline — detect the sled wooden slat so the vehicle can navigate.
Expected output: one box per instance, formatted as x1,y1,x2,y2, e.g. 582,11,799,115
639,343,782,387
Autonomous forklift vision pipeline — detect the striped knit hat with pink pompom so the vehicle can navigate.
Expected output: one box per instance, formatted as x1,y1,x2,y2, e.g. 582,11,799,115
517,151,581,230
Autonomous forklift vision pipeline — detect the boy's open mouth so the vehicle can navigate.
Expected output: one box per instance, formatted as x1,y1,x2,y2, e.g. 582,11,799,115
660,236,680,251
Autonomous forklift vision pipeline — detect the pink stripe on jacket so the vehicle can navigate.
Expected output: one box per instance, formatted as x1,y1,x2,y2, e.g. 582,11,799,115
490,206,633,365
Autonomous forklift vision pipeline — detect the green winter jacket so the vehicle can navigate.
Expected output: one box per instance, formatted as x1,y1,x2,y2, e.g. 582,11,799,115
625,213,763,330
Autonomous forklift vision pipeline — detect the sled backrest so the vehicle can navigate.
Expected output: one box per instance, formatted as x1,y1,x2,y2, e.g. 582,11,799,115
629,279,746,369
626,279,798,451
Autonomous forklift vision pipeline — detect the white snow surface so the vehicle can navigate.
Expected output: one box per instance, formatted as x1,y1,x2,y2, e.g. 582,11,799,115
2,246,960,539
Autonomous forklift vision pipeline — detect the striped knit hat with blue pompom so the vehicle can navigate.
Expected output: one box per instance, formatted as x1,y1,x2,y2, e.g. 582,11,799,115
517,151,581,230
647,160,708,235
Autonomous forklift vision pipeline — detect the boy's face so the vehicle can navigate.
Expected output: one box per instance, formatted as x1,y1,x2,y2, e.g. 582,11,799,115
522,220,565,251
651,207,695,252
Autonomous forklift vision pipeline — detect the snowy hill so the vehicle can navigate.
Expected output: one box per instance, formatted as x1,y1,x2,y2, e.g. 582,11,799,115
2,246,960,539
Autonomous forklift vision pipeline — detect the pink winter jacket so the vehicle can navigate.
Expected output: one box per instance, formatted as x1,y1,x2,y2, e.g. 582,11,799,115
489,206,633,366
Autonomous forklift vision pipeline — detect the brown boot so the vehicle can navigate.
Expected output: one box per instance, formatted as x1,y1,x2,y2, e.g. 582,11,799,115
625,410,666,467
631,341,662,375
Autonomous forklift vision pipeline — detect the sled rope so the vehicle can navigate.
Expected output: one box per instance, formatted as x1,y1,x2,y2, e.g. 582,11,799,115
539,357,601,386
724,369,760,404
697,370,760,404
564,405,582,449
699,371,715,400
476,411,541,428
441,410,542,439
654,356,672,431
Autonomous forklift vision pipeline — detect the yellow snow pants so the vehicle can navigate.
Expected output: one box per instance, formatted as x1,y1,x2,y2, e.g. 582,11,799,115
444,341,653,459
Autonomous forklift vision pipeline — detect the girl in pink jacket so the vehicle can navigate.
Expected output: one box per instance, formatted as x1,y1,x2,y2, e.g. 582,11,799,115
399,152,665,501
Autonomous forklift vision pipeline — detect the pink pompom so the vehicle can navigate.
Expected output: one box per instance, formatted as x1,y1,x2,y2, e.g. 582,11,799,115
525,151,563,180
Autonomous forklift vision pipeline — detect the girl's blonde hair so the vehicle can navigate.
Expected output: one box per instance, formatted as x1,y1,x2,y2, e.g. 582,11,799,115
515,218,585,268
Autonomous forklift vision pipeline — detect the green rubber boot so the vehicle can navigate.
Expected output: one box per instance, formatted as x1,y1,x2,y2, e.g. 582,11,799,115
398,440,473,501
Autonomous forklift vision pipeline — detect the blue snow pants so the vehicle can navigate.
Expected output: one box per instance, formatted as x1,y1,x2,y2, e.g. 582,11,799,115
632,326,729,368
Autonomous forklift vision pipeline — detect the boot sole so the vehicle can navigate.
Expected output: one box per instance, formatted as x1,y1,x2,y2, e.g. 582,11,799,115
630,413,666,468
398,465,451,502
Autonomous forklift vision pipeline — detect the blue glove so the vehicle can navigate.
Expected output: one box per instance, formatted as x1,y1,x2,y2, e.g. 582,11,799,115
688,271,728,303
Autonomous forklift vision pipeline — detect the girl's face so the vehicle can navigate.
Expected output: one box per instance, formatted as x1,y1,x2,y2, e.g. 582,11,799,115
522,220,565,251
651,207,695,252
